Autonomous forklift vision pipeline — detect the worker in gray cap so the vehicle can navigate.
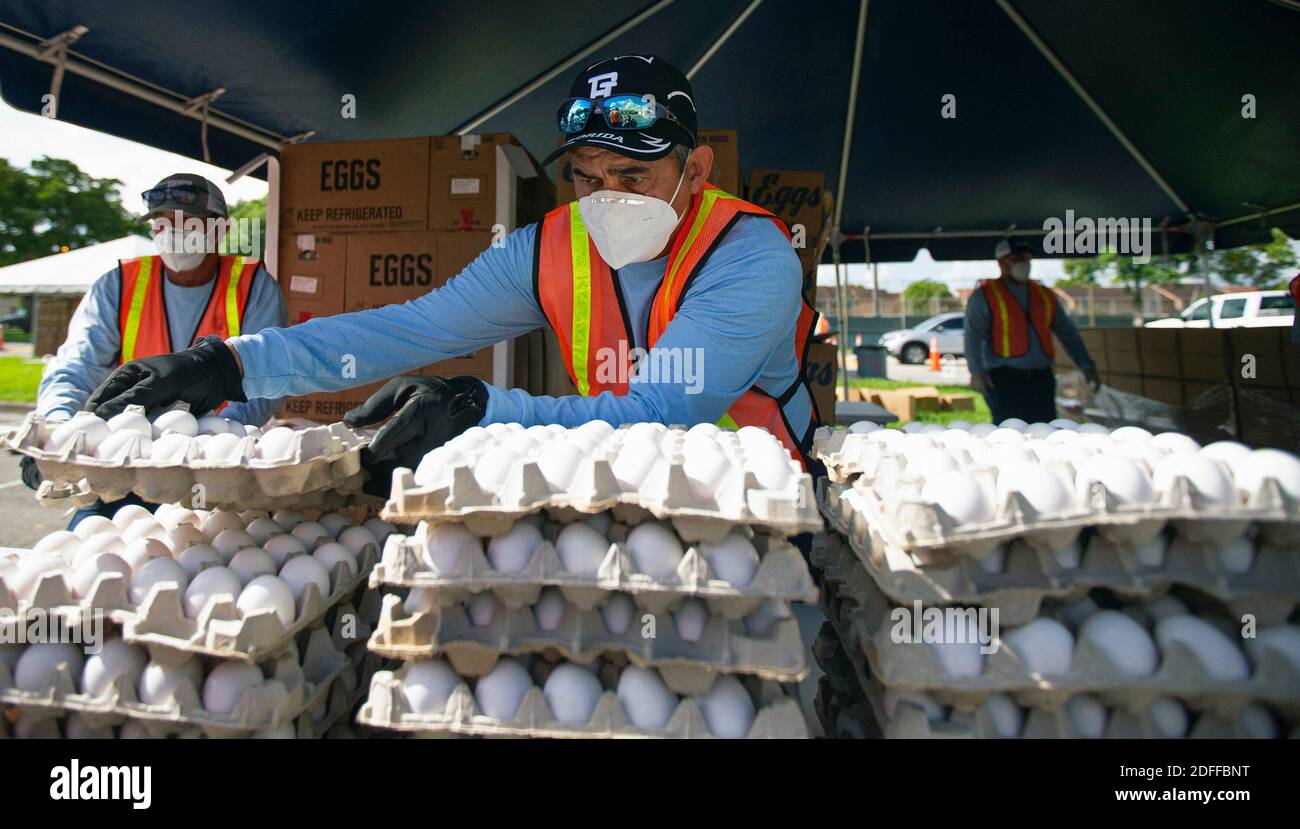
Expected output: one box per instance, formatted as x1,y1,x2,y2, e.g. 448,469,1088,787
25,175,286,523
964,238,1099,424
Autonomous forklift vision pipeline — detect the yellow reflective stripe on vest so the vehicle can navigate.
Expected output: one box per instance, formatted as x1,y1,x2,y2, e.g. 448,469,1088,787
660,190,730,328
988,281,1012,356
568,209,593,396
121,256,154,364
717,412,741,431
226,257,246,337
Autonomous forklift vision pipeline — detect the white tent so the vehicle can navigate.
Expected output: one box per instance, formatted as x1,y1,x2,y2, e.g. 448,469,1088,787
0,235,153,294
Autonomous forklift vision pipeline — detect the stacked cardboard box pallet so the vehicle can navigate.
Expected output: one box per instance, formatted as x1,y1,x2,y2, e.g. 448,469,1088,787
811,423,1300,738
357,421,823,738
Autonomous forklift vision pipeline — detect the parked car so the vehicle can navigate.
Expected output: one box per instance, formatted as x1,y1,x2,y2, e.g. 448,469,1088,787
1144,290,1294,328
0,305,30,333
878,311,965,364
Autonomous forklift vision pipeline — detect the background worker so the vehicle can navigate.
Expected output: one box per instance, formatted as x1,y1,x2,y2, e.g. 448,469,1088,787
964,238,1099,424
82,55,820,494
24,174,286,524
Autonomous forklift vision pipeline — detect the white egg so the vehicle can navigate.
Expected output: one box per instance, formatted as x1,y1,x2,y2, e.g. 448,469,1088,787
1144,596,1188,621
486,522,542,575
7,553,68,600
228,547,276,585
151,409,198,438
601,592,636,635
1021,422,1054,440
363,516,396,541
183,566,242,618
203,661,264,714
900,421,926,434
43,412,109,454
1148,697,1189,738
626,521,684,580
106,409,151,435
138,658,203,705
272,510,307,531
1004,618,1074,676
129,556,188,605
698,675,755,738
111,504,156,531
1154,615,1248,681
611,437,661,489
211,528,257,562
553,522,610,578
921,471,995,525
121,518,167,546
160,526,204,557
1230,448,1300,501
908,448,960,478
582,511,613,536
236,575,297,627
967,422,997,438
475,657,532,720
1045,428,1082,444
883,689,945,722
34,529,80,559
466,592,498,626
316,512,353,539
72,515,118,541
1216,536,1255,573
1079,610,1158,677
865,428,906,448
243,517,282,546
338,525,380,557
533,587,567,631
1110,425,1154,443
683,446,732,500
14,642,84,691
617,665,677,729
503,431,538,458
473,446,518,491
1198,440,1252,463
71,553,132,599
403,587,436,615
81,638,147,698
996,465,1074,517
419,523,475,574
544,663,603,725
1074,456,1155,506
290,521,331,550
1150,431,1199,454
256,426,298,461
997,417,1029,431
149,432,197,462
95,429,150,461
743,599,785,637
673,598,709,642
201,432,245,462
263,533,308,567
1048,418,1079,430
1243,625,1300,674
201,510,245,538
404,659,461,715
700,531,760,587
1076,422,1110,434
413,446,466,487
534,439,585,490
483,422,513,438
121,537,170,575
1153,454,1234,507
928,613,985,677
195,415,235,436
1067,695,1108,738
745,450,793,490
313,543,358,588
1132,534,1168,569
277,555,331,603
982,693,1023,738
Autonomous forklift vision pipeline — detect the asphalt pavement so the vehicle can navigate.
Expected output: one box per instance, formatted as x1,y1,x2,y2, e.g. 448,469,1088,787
0,404,70,548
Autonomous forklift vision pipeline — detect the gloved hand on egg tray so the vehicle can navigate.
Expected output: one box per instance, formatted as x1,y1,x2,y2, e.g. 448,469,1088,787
343,375,488,498
84,335,247,419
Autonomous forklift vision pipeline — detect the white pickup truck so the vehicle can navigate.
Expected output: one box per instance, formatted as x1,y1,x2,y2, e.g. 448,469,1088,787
1144,290,1295,328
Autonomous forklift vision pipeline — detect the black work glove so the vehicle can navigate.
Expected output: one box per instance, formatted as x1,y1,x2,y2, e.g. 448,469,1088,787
1082,365,1101,392
85,335,246,419
343,375,487,498
20,454,42,491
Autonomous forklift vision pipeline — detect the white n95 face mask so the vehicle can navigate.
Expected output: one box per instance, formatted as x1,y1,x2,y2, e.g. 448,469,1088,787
1010,261,1031,281
577,168,687,270
154,227,211,272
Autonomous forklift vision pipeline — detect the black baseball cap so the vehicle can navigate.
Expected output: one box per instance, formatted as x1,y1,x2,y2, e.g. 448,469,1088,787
142,174,228,219
542,54,699,166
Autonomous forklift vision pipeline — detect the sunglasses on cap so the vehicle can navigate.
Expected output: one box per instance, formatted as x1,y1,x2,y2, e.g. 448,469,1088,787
141,184,200,209
557,95,690,136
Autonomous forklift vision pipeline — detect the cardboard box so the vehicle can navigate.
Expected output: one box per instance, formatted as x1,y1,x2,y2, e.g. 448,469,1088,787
343,232,440,312
1138,328,1180,353
32,296,80,357
280,352,494,423
428,133,550,232
747,169,826,276
1140,349,1181,379
699,129,740,194
281,137,430,233
1236,385,1297,450
1142,377,1184,406
1228,328,1286,387
804,341,838,425
1101,373,1143,395
1104,328,1139,352
1106,350,1141,376
279,233,347,324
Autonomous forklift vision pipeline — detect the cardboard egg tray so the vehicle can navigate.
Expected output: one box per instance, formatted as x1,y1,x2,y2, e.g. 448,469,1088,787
367,591,807,693
380,426,822,541
371,528,817,619
120,543,378,664
819,470,1298,566
0,625,349,738
0,567,134,646
818,488,1300,626
5,410,370,510
817,552,1300,715
356,660,808,738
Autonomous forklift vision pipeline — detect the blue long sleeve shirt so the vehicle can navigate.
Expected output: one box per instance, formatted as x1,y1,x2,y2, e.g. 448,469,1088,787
227,216,813,433
963,279,1095,374
38,263,287,425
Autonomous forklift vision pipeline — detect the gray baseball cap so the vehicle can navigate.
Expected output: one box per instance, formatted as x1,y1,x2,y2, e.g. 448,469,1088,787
142,174,228,219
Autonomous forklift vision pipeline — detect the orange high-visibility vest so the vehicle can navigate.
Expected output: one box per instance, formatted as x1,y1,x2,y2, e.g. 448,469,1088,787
981,276,1057,359
536,184,820,465
117,255,258,364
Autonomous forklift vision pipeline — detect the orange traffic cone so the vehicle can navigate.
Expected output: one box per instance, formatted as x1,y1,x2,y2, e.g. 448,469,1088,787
929,335,941,371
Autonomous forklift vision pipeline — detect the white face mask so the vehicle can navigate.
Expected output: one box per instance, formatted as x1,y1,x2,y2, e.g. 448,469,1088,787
1009,261,1031,281
154,227,211,272
577,168,687,270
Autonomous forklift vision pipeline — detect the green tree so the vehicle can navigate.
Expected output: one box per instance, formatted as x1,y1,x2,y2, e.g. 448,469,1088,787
902,278,951,314
0,156,146,266
1210,228,1297,288
221,196,267,259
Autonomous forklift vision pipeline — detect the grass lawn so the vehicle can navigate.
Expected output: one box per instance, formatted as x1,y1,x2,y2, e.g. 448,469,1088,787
0,356,44,402
848,376,992,427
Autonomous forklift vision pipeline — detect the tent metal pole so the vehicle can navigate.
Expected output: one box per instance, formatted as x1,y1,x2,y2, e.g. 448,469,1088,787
0,28,285,151
453,0,676,135
687,0,765,78
832,0,870,411
1215,200,1300,228
994,0,1193,217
